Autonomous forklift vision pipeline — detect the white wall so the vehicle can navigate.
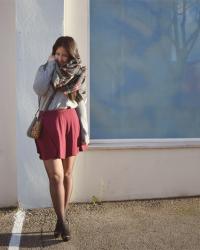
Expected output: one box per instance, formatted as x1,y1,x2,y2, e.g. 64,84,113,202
72,147,200,202
16,0,64,208
0,0,17,207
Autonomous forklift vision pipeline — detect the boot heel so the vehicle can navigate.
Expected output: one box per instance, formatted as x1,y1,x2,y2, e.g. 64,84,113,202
54,231,61,238
54,219,61,238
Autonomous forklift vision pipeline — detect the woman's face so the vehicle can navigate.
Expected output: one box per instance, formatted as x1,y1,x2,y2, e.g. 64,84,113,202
54,46,69,66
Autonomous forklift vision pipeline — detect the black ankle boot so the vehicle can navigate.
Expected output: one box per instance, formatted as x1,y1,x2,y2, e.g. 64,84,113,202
54,219,61,238
60,219,71,241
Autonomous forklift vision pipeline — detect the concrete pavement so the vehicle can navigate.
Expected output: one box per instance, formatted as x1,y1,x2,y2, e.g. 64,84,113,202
0,197,200,249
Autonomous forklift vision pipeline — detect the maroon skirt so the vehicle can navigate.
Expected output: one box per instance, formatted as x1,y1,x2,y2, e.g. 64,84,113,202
35,108,88,160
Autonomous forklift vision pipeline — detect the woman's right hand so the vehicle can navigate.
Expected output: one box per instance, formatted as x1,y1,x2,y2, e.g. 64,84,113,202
48,55,55,62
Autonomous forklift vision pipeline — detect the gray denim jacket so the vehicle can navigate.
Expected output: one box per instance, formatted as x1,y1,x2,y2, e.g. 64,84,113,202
33,59,89,144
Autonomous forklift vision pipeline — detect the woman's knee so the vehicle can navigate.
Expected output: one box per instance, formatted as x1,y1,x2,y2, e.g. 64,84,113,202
62,156,76,179
49,173,64,185
43,159,64,184
64,170,73,179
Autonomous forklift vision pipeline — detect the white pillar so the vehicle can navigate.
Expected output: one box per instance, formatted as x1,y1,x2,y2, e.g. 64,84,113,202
64,0,90,128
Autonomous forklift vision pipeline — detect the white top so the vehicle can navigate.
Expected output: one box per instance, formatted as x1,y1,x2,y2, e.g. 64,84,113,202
33,60,78,110
33,59,90,144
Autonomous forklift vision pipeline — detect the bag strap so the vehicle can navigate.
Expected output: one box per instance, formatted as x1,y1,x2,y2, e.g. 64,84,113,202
36,81,57,118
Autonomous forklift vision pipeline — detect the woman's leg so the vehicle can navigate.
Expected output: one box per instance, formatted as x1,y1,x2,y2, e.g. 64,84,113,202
62,156,77,212
43,159,65,221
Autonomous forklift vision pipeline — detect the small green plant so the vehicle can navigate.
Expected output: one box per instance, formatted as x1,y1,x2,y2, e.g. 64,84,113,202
91,195,102,205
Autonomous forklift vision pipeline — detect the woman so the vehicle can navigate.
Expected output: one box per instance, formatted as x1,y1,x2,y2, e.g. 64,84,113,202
33,36,89,241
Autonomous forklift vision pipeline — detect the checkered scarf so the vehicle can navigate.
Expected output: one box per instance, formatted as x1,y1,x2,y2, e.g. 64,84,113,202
51,58,86,102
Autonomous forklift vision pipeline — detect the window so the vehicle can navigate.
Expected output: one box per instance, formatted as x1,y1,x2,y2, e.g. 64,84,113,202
90,0,200,140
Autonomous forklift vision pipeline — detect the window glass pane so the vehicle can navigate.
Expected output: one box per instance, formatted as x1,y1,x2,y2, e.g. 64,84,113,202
90,0,200,139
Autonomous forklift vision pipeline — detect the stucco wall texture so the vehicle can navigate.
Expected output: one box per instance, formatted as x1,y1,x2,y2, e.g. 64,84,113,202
16,0,64,208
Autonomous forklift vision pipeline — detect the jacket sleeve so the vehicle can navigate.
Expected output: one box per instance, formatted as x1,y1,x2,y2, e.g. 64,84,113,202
33,60,56,96
75,99,90,144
